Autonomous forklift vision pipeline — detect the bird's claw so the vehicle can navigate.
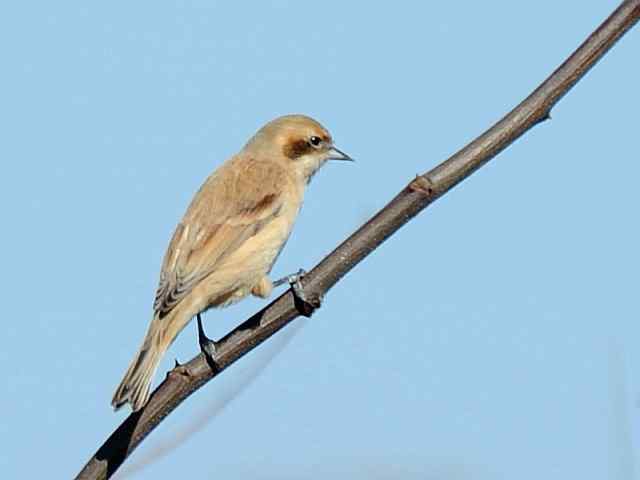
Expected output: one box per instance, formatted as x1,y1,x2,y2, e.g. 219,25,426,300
275,268,321,317
273,268,305,287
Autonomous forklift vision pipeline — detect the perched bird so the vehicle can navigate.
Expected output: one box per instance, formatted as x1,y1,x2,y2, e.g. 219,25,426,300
112,114,352,411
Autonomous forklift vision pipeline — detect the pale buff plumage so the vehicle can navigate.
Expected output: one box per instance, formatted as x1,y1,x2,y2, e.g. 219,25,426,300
112,114,351,411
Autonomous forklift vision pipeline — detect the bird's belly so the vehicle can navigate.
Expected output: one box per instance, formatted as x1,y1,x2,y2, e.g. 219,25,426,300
200,206,299,309
232,210,295,270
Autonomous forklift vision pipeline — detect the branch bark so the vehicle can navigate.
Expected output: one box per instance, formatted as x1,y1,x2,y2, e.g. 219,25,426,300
76,2,640,478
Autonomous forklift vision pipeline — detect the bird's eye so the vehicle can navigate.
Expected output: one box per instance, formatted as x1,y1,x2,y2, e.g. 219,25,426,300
309,136,322,148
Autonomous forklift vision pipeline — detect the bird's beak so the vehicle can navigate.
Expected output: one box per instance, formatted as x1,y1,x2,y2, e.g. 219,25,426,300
327,146,354,162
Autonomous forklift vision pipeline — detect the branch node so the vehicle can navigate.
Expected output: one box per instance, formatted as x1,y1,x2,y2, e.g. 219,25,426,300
409,175,435,196
536,110,552,125
293,290,322,318
167,362,191,379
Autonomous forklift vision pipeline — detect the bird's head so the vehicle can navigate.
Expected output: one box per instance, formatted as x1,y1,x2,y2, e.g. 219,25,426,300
245,114,352,183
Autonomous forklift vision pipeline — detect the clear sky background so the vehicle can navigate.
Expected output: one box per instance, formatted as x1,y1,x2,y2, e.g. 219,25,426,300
1,1,639,479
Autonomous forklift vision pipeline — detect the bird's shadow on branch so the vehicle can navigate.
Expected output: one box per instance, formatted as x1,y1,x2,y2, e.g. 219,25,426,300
96,410,143,478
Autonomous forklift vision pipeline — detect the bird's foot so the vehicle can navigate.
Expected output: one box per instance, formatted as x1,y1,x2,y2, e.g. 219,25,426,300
274,268,322,317
197,313,221,371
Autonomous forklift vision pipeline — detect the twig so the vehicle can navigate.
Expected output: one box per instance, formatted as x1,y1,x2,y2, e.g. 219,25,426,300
75,2,640,478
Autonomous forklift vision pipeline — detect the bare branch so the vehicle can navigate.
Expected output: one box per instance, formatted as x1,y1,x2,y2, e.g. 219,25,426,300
75,2,640,479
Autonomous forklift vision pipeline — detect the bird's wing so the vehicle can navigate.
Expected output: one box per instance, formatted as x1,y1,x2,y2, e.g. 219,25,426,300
153,156,287,318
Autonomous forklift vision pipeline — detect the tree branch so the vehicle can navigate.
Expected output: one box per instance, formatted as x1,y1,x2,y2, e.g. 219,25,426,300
75,2,640,478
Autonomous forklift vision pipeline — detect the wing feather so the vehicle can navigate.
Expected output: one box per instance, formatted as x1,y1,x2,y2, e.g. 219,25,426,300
153,156,286,318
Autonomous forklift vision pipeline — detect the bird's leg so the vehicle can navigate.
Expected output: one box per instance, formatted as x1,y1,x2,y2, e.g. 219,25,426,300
197,313,220,370
273,268,322,317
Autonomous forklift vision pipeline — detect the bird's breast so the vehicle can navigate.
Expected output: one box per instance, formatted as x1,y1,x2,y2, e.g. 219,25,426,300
223,184,303,277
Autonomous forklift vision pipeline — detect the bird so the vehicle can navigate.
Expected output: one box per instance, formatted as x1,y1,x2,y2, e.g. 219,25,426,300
112,114,352,411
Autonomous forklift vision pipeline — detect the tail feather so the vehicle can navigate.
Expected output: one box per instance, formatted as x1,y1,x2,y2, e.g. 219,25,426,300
112,327,165,412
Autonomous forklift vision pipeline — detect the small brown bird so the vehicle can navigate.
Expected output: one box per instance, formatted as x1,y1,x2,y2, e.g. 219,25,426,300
112,114,352,411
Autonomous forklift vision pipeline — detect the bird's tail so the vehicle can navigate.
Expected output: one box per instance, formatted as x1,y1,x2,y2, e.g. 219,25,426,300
112,318,167,412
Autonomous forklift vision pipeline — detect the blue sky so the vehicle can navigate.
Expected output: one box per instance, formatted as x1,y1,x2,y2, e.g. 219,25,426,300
1,1,639,479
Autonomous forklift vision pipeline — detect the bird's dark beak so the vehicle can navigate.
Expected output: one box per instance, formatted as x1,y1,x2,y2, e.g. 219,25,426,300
327,146,354,162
